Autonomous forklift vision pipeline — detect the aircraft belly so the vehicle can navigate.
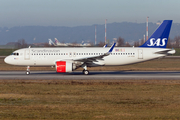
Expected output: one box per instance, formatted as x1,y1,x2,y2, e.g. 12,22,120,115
103,54,162,66
104,56,138,65
18,57,54,66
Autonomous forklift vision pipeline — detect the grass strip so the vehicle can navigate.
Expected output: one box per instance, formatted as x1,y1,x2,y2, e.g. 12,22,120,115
0,80,179,119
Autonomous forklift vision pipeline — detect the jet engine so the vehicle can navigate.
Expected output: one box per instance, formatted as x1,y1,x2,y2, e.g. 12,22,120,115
56,61,76,73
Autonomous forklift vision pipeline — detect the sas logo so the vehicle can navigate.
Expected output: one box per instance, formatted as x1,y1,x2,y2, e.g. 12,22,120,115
147,38,167,46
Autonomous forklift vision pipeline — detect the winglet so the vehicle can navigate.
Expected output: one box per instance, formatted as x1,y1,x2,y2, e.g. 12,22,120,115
108,43,116,53
103,44,107,48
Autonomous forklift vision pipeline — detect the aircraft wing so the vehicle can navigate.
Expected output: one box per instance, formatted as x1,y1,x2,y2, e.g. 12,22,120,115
73,43,116,63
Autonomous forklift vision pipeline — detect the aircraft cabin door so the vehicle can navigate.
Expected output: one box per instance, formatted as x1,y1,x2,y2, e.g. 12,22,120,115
138,49,143,59
24,50,30,60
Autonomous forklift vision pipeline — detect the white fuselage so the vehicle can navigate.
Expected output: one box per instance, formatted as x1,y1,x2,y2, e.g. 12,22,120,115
4,47,170,67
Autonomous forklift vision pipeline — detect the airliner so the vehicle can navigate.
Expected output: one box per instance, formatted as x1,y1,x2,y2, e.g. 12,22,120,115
48,38,68,46
49,38,91,47
4,20,175,75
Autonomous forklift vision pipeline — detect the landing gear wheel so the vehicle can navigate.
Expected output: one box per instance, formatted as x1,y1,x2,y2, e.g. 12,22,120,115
83,70,89,75
26,66,30,75
26,71,30,75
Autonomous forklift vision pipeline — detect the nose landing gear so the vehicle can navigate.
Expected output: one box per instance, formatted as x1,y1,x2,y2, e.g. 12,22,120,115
26,66,30,75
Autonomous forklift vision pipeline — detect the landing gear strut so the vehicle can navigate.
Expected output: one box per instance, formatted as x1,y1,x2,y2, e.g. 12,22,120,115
26,66,30,75
82,64,89,75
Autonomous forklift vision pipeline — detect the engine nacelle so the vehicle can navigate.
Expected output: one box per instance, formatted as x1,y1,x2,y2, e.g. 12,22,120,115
56,61,76,73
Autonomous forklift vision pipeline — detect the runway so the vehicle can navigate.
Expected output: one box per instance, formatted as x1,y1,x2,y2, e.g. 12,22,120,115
1,71,180,80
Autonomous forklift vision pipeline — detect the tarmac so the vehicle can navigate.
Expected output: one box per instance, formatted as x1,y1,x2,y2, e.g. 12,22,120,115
1,71,180,80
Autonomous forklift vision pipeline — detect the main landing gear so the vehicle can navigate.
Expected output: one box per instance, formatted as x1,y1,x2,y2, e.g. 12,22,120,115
82,64,89,75
26,66,30,75
83,69,89,75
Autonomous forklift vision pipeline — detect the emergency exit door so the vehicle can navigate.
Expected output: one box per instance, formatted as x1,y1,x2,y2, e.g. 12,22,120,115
138,49,143,59
24,50,30,60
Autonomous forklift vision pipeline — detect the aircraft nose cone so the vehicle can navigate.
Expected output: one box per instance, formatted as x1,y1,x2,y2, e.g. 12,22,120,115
4,56,11,64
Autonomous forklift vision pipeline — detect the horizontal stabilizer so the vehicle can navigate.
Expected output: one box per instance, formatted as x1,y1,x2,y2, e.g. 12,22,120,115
154,49,176,54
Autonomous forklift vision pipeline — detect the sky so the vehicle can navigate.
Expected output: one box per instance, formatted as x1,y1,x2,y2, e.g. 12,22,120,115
0,0,180,28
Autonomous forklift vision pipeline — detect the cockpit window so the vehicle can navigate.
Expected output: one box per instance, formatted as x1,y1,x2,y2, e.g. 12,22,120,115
11,53,19,56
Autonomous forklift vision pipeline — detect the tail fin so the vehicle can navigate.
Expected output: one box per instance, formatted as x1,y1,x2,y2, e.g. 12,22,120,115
48,39,55,46
140,20,172,48
55,38,60,44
